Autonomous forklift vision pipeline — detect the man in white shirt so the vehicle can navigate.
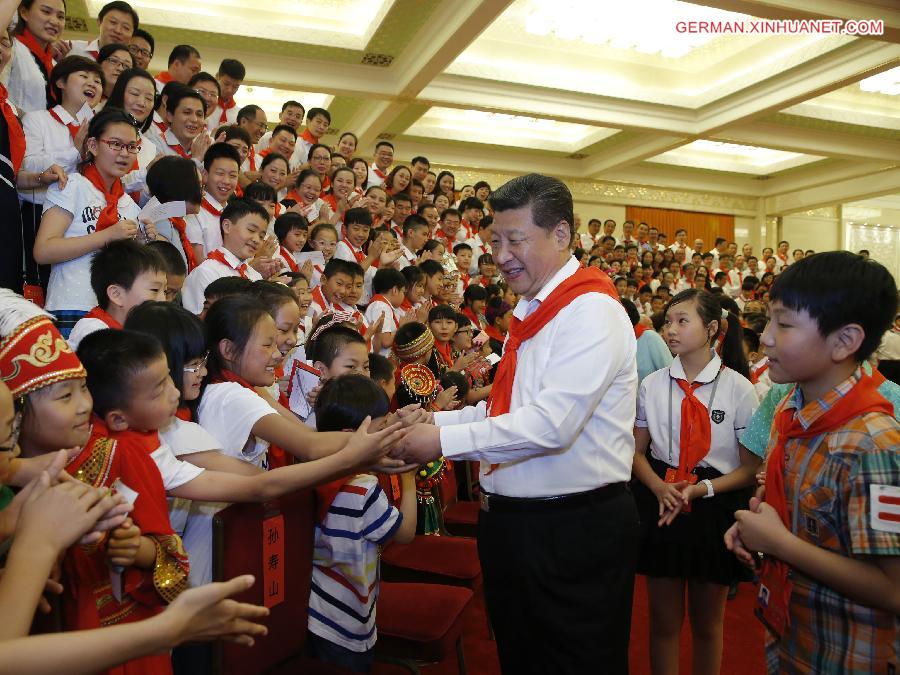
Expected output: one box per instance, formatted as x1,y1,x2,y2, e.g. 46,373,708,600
579,218,601,251
255,100,304,151
367,141,394,187
146,88,208,160
235,105,267,172
205,58,245,133
154,44,201,94
394,173,639,675
708,236,727,265
68,0,138,60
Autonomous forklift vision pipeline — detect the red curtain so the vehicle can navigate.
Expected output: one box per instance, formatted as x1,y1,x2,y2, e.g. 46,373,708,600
625,206,734,248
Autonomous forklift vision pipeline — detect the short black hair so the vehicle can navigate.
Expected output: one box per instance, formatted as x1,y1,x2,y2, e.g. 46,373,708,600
98,1,139,28
281,100,303,113
188,71,219,95
270,123,297,140
368,353,393,384
403,214,429,237
375,140,394,152
410,155,429,167
322,257,356,280
273,212,309,243
166,86,204,116
419,259,444,279
146,240,186,277
770,251,897,361
221,197,269,232
217,58,245,81
77,329,166,417
620,299,640,327
392,192,413,207
307,323,365,367
453,242,472,255
344,207,372,228
463,284,487,304
236,104,263,124
440,370,469,400
428,304,458,324
221,124,251,147
315,374,388,433
461,197,484,212
243,181,278,204
168,44,200,67
90,240,166,310
50,55,105,104
743,328,760,354
489,173,574,245
203,276,251,301
372,267,406,295
202,141,241,172
146,155,202,205
401,265,424,286
741,275,759,292
132,27,153,54
305,107,331,124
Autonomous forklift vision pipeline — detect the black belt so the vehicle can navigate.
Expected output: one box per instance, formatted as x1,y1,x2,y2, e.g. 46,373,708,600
479,483,627,513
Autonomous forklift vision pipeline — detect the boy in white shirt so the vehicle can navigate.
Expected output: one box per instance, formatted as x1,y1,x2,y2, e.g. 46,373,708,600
365,268,406,356
399,214,430,269
181,198,268,314
206,58,244,132
292,107,330,169
67,240,167,349
310,259,356,320
185,142,241,259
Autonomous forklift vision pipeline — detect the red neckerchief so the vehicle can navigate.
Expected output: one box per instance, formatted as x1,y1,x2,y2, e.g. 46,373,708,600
399,298,413,313
369,294,399,327
434,340,454,368
671,361,723,484
0,84,25,175
91,415,161,456
279,246,299,272
759,370,891,635
433,228,454,251
283,189,301,204
48,107,80,141
341,238,365,264
82,163,124,232
487,267,617,429
84,305,123,329
175,406,192,422
462,306,481,328
258,148,272,158
372,164,387,180
460,219,474,240
217,97,235,124
634,324,649,339
168,136,190,158
322,192,338,213
320,175,330,193
16,29,54,82
201,194,223,218
299,129,316,145
459,272,471,288
207,249,249,278
311,285,330,311
211,368,258,390
152,113,167,134
484,325,504,343
156,71,174,85
246,147,257,171
170,217,198,271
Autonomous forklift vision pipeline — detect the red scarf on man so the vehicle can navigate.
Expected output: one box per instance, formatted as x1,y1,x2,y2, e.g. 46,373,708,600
82,164,124,232
83,306,122,329
299,129,316,145
0,84,25,175
217,97,235,124
487,266,617,419
207,249,249,278
156,71,174,85
16,29,54,81
170,217,198,271
758,370,891,635
201,196,223,218
48,107,80,141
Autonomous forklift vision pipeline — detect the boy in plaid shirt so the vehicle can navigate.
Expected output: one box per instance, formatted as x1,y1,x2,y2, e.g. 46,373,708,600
726,251,899,675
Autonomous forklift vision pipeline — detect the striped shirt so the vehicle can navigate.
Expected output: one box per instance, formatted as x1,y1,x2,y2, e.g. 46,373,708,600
308,474,402,652
764,370,900,674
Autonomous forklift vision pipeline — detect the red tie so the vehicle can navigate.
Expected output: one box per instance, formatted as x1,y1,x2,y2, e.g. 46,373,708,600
201,197,223,218
15,29,54,83
207,249,249,278
48,108,80,141
169,142,190,159
0,84,25,175
217,97,235,124
672,378,712,484
170,217,198,271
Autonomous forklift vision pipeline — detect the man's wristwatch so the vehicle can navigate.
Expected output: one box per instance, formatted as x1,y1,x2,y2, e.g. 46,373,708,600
700,478,714,499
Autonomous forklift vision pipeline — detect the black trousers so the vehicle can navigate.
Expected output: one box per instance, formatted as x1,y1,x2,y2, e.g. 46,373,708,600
477,489,639,675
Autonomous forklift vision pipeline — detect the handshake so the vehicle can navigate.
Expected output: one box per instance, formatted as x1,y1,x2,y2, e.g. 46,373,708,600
382,405,443,468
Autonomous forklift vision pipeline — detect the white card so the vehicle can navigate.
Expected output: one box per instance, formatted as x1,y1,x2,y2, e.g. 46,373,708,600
485,352,501,366
296,251,325,268
76,102,94,124
111,477,139,505
138,197,188,223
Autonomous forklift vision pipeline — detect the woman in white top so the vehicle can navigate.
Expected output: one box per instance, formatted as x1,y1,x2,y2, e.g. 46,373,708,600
8,0,64,113
33,108,144,336
283,168,332,226
631,288,760,675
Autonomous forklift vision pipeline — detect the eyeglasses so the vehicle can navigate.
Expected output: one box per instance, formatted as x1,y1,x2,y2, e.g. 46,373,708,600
0,411,22,455
105,56,131,71
183,352,209,374
128,45,152,59
195,88,218,101
98,138,141,154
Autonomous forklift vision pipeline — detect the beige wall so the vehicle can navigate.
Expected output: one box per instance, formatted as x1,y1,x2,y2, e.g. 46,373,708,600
780,211,841,253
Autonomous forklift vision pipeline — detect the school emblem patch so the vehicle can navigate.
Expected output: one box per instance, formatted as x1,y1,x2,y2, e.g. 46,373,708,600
870,484,900,534
711,409,725,424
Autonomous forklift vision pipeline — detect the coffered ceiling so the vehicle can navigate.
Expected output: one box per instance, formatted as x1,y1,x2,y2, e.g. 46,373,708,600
63,0,900,216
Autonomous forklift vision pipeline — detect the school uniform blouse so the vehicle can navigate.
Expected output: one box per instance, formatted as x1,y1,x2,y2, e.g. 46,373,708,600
196,383,277,468
433,257,638,498
20,106,83,206
636,354,758,475
68,38,100,60
7,40,51,113
42,173,141,312
185,193,227,255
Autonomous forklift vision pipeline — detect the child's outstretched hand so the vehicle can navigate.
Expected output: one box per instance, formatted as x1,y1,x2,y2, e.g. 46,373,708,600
433,385,458,411
107,518,143,567
343,416,405,468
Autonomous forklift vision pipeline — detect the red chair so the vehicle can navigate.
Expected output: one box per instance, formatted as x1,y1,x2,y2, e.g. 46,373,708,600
212,490,314,674
439,462,480,538
376,582,473,675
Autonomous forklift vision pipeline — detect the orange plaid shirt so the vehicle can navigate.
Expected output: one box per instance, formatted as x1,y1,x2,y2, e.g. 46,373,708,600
765,369,900,674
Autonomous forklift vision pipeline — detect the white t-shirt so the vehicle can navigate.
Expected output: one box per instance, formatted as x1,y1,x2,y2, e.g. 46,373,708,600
43,174,141,312
68,38,100,60
180,247,262,315
636,354,757,475
197,382,277,468
66,317,109,351
364,298,399,357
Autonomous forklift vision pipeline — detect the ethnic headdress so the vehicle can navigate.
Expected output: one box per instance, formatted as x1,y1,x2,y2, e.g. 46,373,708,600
0,291,86,398
392,325,435,363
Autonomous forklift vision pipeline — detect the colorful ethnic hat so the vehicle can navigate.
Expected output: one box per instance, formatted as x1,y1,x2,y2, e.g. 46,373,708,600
0,291,86,398
392,325,435,363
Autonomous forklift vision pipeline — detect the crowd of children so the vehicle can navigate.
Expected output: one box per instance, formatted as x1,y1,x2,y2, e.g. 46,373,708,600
0,1,897,673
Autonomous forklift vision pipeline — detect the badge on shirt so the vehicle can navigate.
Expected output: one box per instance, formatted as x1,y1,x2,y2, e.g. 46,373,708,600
711,409,725,424
870,484,900,534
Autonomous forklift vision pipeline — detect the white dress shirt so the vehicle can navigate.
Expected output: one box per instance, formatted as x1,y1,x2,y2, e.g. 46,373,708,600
7,40,51,113
20,106,82,205
434,257,638,498
68,38,100,60
181,247,262,314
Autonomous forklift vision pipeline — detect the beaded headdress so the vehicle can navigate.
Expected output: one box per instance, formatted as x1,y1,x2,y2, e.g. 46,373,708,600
392,325,435,363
